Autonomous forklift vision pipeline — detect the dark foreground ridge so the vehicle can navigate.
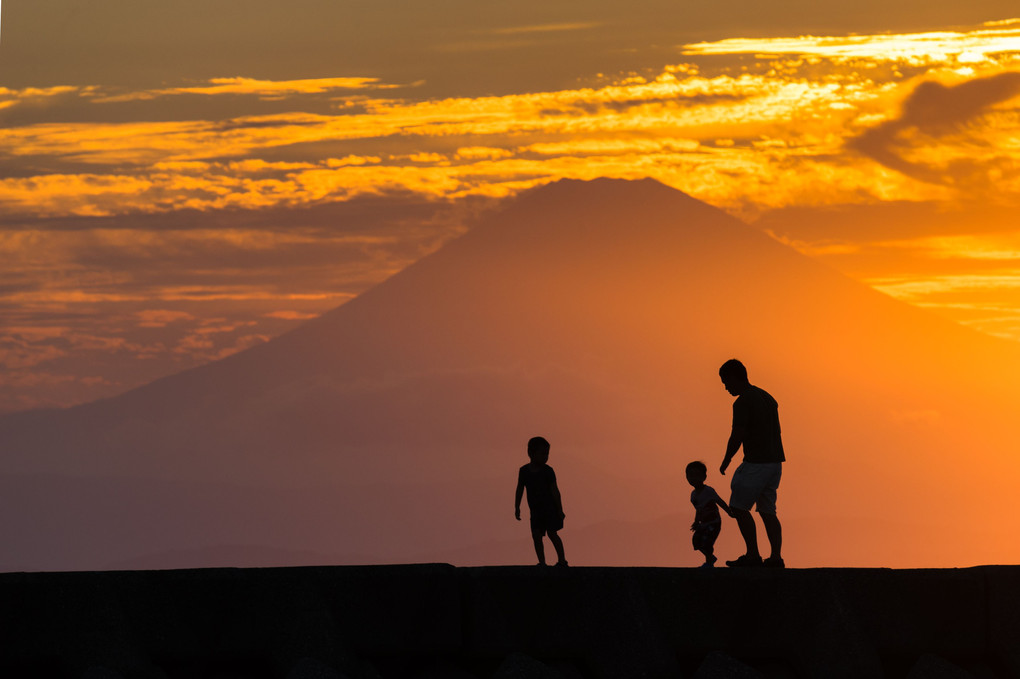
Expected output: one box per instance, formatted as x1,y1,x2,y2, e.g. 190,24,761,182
4,564,1019,679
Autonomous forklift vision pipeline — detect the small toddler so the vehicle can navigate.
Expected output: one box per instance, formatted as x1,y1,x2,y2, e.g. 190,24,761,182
686,460,732,568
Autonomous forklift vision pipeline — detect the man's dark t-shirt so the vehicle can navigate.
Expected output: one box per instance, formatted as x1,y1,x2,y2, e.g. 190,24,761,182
732,385,785,463
518,463,560,521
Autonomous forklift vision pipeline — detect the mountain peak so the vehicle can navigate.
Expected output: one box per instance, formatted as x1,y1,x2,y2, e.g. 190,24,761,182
446,176,752,266
529,175,704,199
524,176,686,199
501,176,715,225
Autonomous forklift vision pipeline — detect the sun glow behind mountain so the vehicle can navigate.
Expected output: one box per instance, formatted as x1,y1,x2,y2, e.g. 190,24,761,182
3,11,1020,411
3,3,1020,571
4,178,1020,571
3,10,1020,410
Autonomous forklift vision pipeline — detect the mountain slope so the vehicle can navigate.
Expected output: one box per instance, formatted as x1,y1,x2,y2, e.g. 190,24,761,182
2,178,1018,570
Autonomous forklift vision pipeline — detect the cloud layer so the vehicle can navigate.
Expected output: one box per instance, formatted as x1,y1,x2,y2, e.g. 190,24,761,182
850,71,1020,186
4,19,1020,221
4,18,1020,410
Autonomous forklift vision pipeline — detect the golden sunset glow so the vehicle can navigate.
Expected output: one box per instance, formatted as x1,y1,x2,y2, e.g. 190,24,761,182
4,26,1020,219
0,28,1014,381
5,3,1020,572
4,17,1020,414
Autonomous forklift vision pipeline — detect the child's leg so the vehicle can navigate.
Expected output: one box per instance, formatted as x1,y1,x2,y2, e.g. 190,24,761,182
548,530,566,564
531,528,547,565
694,526,718,565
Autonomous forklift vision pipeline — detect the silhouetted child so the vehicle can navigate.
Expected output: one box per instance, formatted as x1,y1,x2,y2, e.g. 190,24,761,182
686,460,732,568
515,436,567,566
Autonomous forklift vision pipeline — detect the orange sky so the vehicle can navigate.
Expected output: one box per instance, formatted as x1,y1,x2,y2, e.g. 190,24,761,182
2,6,1020,412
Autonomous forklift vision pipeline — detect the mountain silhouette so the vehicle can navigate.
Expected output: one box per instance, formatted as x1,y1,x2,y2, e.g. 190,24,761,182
2,177,1019,570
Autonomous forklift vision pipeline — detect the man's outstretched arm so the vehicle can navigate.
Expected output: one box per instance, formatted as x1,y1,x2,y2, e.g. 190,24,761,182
721,398,749,475
721,425,744,475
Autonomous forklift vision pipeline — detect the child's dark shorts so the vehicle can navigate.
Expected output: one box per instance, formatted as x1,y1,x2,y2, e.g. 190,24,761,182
692,521,721,552
530,512,564,536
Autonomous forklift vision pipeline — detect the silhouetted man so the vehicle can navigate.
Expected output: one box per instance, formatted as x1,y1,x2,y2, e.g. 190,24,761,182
718,359,785,568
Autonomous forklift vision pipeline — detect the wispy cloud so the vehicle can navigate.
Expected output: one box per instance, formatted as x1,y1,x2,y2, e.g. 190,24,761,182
135,310,196,328
849,71,1020,187
870,273,1020,301
682,20,1020,64
91,76,398,103
435,21,602,52
0,85,92,112
489,22,601,36
264,310,320,321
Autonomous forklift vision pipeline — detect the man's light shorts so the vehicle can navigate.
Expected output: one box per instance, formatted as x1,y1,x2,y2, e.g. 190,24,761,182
729,462,782,514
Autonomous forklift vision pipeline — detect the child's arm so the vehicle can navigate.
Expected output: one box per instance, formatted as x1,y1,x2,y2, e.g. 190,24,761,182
714,492,733,518
551,478,565,518
514,475,524,521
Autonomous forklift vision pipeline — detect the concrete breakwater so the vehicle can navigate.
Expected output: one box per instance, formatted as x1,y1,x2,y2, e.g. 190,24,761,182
2,564,1019,679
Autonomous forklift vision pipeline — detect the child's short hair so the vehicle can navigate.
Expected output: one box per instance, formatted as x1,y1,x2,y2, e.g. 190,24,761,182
527,436,550,460
685,460,707,477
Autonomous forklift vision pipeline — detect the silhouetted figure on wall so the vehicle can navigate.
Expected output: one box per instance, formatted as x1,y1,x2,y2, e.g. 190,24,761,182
686,460,733,568
718,359,786,568
515,436,568,567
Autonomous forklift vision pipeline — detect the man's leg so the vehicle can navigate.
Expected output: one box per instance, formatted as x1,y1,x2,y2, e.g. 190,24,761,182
727,463,764,566
757,464,783,564
761,513,782,560
732,508,759,558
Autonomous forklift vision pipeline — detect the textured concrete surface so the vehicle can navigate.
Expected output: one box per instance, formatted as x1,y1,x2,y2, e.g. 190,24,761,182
0,565,1017,678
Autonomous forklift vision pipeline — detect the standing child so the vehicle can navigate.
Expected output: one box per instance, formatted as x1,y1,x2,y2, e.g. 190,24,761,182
515,436,568,567
686,460,732,568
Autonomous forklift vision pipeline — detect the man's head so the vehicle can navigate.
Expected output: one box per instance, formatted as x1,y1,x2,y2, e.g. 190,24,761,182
719,359,750,396
527,436,550,464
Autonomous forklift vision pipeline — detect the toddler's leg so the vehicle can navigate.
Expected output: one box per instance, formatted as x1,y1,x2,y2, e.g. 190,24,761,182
694,528,718,567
